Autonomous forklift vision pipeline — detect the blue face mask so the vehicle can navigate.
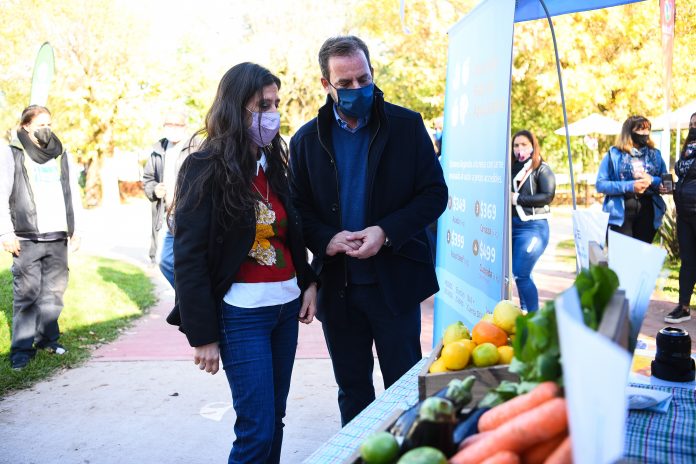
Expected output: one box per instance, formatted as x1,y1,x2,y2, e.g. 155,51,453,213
333,83,374,119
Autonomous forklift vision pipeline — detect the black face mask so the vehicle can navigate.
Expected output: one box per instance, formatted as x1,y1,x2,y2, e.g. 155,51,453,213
631,132,650,147
34,127,53,148
688,127,696,140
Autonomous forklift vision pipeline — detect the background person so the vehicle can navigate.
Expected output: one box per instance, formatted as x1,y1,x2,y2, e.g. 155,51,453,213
0,105,82,370
142,110,187,270
289,36,448,426
596,115,668,244
666,111,696,323
510,130,556,312
166,62,318,464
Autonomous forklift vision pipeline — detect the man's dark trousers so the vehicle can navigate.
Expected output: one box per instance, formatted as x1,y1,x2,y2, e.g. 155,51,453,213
321,283,422,426
10,239,68,362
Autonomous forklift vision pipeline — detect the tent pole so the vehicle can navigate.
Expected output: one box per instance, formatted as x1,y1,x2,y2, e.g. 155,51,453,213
539,0,577,209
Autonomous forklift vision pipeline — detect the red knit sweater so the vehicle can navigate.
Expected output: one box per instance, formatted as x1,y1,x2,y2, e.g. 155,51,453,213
234,167,296,283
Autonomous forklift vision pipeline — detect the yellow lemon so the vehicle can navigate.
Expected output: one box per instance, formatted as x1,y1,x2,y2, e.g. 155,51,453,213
497,345,514,365
493,300,523,334
442,321,471,345
460,339,477,355
482,313,495,323
429,357,449,373
440,340,471,370
471,342,500,367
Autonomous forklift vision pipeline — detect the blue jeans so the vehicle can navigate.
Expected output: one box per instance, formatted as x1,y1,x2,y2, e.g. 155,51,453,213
218,298,300,464
512,217,549,312
158,228,174,288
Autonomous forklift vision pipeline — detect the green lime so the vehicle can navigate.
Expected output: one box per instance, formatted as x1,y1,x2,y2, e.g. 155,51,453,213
397,446,447,464
360,431,400,464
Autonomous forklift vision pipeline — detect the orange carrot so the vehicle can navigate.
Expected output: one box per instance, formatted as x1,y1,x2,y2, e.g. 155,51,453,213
521,433,567,464
543,436,572,464
479,382,560,432
450,397,568,464
480,450,520,464
458,431,493,450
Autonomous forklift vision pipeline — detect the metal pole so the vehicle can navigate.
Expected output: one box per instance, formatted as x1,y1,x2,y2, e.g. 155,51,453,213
538,0,577,209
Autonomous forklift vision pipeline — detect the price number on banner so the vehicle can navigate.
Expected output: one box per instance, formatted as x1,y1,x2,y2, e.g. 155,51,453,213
447,230,466,249
475,200,497,220
473,239,496,263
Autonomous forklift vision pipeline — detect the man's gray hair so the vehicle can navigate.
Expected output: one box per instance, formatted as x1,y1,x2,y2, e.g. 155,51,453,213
318,35,372,80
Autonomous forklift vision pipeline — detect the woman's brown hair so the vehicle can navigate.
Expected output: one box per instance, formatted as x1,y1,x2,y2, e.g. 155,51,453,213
679,111,696,158
615,115,654,154
511,130,542,170
20,105,51,127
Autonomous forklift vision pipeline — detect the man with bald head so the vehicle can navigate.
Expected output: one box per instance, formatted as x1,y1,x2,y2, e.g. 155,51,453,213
290,36,448,425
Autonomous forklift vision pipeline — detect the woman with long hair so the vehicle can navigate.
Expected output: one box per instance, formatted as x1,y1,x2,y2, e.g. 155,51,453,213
510,130,556,312
166,62,318,463
666,111,696,323
596,115,668,243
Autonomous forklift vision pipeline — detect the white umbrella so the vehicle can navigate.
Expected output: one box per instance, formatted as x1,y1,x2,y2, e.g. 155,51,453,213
650,100,696,129
553,113,623,136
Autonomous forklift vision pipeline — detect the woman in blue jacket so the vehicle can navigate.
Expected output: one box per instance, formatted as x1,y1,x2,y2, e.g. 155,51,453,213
596,115,668,244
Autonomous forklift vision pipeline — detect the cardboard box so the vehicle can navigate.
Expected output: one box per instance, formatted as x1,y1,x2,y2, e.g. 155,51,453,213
417,341,518,401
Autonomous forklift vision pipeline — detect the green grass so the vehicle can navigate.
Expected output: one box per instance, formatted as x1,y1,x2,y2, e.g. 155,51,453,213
0,253,156,396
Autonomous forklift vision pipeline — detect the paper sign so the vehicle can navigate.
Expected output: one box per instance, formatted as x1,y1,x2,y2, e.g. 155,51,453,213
556,287,632,464
572,210,609,270
608,231,667,348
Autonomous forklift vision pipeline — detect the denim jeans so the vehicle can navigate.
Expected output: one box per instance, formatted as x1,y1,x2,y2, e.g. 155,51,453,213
158,227,175,288
321,284,422,426
10,239,69,362
512,217,549,312
218,297,300,464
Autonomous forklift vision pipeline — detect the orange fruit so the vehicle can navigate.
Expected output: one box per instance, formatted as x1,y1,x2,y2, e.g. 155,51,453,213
472,321,508,347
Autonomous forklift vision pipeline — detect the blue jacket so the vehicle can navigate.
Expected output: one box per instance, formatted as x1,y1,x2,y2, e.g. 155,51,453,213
596,146,667,229
289,89,448,325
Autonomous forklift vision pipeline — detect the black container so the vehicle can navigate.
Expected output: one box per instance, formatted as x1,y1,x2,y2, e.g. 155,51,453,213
651,327,695,382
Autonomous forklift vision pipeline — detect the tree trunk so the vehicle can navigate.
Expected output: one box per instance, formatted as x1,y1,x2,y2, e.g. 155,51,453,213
84,157,102,208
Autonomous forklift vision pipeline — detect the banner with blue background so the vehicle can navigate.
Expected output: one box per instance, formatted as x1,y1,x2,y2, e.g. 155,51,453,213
433,0,516,344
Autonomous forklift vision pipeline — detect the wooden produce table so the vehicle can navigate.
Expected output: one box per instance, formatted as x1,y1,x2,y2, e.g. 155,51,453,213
302,358,696,463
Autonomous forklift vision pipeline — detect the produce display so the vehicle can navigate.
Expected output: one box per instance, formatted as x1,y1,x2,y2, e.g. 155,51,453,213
429,300,523,373
356,265,620,463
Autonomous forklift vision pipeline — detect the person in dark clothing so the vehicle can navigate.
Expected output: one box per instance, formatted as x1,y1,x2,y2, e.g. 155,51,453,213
289,36,448,426
1,105,82,370
166,63,318,464
665,111,696,323
596,115,668,244
510,130,555,312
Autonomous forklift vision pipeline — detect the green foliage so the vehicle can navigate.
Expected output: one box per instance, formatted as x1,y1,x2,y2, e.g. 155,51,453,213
574,265,620,329
658,205,679,262
0,253,156,396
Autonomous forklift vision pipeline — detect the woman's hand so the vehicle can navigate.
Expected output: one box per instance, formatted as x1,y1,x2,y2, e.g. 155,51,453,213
299,282,318,324
193,342,220,375
633,173,651,194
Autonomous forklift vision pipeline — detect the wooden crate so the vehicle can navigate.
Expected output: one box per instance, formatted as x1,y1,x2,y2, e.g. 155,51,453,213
597,289,630,350
417,341,518,401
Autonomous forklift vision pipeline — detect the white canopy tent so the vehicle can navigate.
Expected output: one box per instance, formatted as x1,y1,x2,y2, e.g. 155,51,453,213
553,113,623,136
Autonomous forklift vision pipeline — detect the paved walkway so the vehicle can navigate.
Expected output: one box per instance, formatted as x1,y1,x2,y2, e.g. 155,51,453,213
0,199,693,464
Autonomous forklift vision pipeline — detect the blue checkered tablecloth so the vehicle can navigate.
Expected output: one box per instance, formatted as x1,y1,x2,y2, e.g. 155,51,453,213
624,384,696,463
303,358,426,463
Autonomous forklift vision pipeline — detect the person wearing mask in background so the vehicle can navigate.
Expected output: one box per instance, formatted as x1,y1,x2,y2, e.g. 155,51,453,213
0,105,82,370
289,36,448,426
596,115,668,243
142,109,194,286
666,112,696,323
510,130,556,312
167,62,318,464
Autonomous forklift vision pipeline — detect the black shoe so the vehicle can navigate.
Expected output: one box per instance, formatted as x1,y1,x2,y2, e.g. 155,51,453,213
11,355,31,371
36,341,68,355
665,305,691,323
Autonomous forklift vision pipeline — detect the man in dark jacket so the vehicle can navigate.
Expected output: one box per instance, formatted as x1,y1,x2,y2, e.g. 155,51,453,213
289,36,448,425
142,110,188,280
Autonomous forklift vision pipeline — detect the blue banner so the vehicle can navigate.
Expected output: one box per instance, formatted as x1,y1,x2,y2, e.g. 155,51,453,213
433,0,516,344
